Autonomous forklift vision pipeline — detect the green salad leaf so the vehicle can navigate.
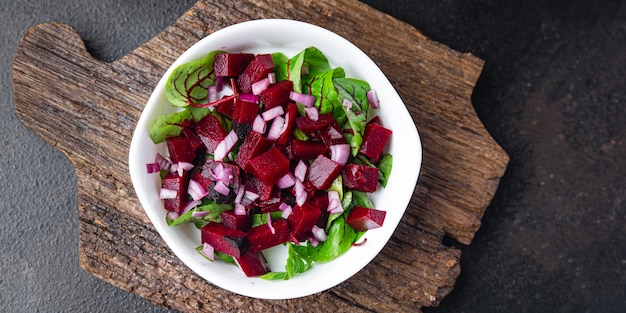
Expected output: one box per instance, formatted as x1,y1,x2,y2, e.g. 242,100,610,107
166,200,232,227
309,214,360,263
165,50,224,108
377,153,393,187
334,78,371,155
149,109,194,144
149,106,212,144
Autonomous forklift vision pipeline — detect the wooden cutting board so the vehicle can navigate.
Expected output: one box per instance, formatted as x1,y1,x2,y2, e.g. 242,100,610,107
12,0,509,312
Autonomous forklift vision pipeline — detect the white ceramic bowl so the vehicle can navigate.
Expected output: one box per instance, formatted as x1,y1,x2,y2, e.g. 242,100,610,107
129,19,421,299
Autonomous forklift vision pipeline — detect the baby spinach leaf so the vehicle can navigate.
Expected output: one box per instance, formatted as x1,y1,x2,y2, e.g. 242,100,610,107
149,109,194,143
260,244,313,281
166,200,232,227
334,78,371,155
305,68,345,114
377,153,393,188
350,190,375,209
274,46,333,93
309,215,358,263
165,50,224,107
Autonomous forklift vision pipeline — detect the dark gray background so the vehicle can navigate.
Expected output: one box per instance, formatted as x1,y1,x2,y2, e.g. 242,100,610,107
1,1,624,312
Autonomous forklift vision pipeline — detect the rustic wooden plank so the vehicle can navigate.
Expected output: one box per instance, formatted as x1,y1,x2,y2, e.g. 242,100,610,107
12,0,508,312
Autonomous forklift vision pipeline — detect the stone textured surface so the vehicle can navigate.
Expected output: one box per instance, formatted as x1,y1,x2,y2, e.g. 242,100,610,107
1,0,624,312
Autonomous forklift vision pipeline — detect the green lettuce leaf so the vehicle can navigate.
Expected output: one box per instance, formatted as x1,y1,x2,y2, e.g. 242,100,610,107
166,200,232,228
149,109,194,143
309,214,359,263
333,78,371,155
377,153,393,188
305,68,345,114
165,50,224,107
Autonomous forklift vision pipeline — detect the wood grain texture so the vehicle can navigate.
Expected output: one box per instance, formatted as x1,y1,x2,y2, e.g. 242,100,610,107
12,0,508,312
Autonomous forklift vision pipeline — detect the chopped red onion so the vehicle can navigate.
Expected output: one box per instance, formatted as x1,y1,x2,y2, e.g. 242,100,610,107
159,188,177,199
281,205,292,219
278,202,291,212
266,213,275,234
289,91,315,107
214,181,230,196
188,179,208,201
308,236,319,247
234,185,245,204
311,225,327,242
167,211,179,220
234,203,247,215
202,242,215,261
252,78,270,95
192,210,209,218
155,153,171,171
294,160,307,182
295,179,307,206
181,199,202,213
267,116,286,140
172,162,194,177
146,163,160,174
243,191,259,205
329,144,351,166
327,190,344,214
207,85,218,103
342,98,353,110
267,72,276,84
213,130,238,161
276,173,296,189
367,89,380,109
239,93,259,104
252,115,266,133
304,106,319,121
262,106,284,121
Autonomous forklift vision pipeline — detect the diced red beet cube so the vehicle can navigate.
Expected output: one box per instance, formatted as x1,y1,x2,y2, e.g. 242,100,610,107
236,130,273,172
346,206,386,231
259,201,281,213
194,113,228,153
234,249,270,277
248,147,290,185
368,115,382,126
244,174,274,202
236,54,274,94
215,95,236,118
247,218,291,252
289,180,317,200
307,155,343,190
288,198,323,241
181,127,205,153
290,140,327,160
232,98,259,125
161,171,189,213
165,135,196,164
201,222,249,258
358,122,392,162
260,80,293,110
316,121,348,147
275,103,298,145
342,163,380,193
295,113,334,134
214,53,255,77
221,210,252,231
